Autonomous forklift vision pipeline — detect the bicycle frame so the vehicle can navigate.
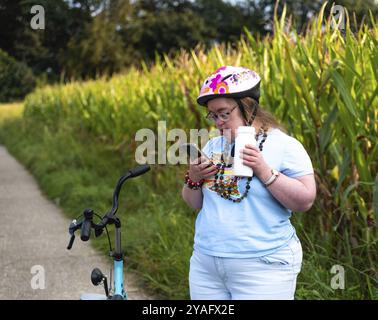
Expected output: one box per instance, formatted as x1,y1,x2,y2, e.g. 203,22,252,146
113,226,127,299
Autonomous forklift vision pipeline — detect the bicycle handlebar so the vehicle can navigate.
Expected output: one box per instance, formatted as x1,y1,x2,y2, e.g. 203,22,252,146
107,164,150,217
80,219,92,241
67,165,150,250
128,165,150,178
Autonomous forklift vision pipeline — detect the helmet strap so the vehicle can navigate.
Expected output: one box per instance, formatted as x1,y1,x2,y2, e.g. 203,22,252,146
236,99,248,125
250,103,258,126
236,98,258,126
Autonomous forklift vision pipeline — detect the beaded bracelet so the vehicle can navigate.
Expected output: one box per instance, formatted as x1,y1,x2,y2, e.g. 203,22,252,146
184,171,204,190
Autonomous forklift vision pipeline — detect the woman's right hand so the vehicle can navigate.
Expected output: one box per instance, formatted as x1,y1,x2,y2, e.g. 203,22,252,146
188,157,219,182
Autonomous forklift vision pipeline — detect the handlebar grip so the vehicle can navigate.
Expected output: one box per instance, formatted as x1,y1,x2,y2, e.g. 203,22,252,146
67,235,75,250
129,165,150,178
80,220,92,241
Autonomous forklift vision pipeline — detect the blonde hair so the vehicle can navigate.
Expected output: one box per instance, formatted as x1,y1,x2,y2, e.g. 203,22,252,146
239,97,285,132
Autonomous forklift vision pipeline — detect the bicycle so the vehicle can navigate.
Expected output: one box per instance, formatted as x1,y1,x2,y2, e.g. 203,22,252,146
66,164,151,300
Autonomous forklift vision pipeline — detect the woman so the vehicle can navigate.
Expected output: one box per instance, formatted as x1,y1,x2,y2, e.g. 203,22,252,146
182,66,316,300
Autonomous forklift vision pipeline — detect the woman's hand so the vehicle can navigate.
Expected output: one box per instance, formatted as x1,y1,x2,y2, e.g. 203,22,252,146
240,144,271,180
188,157,218,182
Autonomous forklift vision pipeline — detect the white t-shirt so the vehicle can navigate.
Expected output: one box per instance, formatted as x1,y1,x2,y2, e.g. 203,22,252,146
194,128,314,258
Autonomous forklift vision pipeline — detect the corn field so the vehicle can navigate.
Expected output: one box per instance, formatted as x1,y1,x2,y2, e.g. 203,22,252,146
19,3,377,298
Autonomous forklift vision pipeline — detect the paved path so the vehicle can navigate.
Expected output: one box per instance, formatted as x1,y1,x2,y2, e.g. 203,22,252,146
0,145,153,300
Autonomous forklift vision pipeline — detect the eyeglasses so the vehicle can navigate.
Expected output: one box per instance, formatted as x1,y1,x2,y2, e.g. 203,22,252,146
205,106,237,123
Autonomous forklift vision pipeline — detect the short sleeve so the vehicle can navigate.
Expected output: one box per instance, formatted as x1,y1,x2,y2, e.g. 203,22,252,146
201,137,219,159
280,137,314,178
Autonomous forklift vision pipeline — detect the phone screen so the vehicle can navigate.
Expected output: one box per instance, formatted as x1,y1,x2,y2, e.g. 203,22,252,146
180,143,208,162
186,145,202,160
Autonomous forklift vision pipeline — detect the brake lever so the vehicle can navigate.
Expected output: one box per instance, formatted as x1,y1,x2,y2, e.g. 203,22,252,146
67,234,75,250
94,226,104,237
67,219,81,250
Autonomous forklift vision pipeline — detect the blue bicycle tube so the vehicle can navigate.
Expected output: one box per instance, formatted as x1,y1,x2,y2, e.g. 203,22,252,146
114,260,127,299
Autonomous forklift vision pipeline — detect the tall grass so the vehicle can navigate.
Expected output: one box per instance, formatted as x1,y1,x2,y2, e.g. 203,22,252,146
1,4,377,299
0,102,24,123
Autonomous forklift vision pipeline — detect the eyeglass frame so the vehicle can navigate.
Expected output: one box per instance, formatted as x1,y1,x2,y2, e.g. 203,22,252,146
205,105,238,123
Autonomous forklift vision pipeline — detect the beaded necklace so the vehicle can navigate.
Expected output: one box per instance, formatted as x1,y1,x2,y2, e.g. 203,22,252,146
212,128,268,203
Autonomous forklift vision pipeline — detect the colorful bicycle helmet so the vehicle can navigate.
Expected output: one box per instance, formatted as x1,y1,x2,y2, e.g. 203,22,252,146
196,66,261,106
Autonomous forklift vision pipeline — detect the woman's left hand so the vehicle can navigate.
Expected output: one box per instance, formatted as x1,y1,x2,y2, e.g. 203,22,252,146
240,144,270,179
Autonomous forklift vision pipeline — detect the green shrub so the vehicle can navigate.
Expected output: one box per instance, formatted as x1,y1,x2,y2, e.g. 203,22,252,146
0,49,36,102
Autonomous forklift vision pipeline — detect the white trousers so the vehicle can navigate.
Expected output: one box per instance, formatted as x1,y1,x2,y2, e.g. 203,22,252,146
189,233,303,300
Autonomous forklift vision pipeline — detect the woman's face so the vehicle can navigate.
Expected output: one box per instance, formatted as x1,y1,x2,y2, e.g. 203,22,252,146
207,97,246,142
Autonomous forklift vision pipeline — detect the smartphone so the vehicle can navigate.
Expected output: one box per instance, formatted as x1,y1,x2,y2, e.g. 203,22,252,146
180,143,210,163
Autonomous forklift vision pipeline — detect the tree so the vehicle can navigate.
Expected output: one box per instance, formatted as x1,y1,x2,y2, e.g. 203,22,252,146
0,1,50,77
120,0,209,61
2,0,376,81
193,0,267,42
0,0,101,79
62,0,135,78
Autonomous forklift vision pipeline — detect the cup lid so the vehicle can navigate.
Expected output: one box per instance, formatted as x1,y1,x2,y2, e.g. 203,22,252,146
237,126,255,134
